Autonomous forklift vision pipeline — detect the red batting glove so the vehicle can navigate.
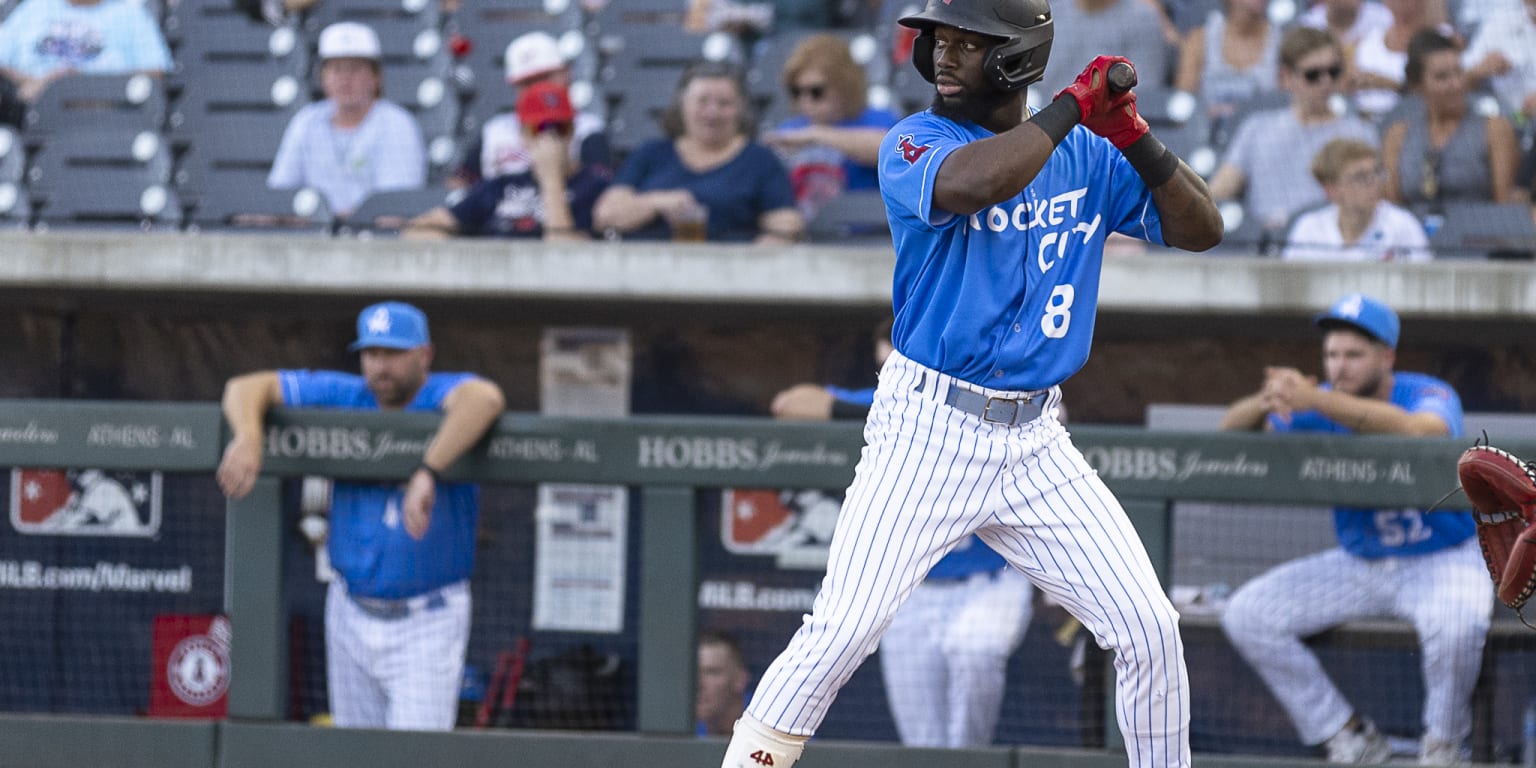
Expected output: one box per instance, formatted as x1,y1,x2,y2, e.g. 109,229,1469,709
1083,91,1150,149
1053,55,1123,121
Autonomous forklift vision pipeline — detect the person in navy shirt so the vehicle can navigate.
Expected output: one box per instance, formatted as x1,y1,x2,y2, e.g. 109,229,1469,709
1220,293,1491,766
406,82,610,241
593,61,804,244
216,301,506,731
716,0,1220,766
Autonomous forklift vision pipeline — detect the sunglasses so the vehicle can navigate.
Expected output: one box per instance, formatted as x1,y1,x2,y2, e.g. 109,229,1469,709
789,84,827,100
1300,64,1344,84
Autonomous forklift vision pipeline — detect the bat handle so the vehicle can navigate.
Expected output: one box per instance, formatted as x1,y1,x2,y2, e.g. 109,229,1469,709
1106,61,1137,94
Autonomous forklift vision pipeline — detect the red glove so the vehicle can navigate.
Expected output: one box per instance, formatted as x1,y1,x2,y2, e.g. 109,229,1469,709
1054,55,1122,121
1054,55,1150,149
1084,92,1150,149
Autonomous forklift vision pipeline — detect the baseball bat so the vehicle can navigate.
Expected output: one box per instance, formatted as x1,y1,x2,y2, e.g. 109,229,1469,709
1106,61,1137,94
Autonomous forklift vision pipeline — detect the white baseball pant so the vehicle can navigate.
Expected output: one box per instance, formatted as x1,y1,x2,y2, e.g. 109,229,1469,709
1221,537,1491,745
880,565,1034,747
325,579,471,730
740,351,1189,768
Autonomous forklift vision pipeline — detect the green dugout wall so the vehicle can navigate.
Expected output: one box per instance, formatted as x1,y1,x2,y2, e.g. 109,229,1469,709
0,399,1531,768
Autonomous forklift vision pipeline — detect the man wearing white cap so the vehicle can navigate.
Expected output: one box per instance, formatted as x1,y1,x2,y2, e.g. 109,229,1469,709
268,21,426,216
449,30,610,188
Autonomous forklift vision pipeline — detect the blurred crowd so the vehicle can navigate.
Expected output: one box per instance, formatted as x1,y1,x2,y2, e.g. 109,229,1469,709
0,0,1531,255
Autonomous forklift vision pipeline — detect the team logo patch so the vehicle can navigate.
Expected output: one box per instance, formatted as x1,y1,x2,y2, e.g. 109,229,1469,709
895,134,932,164
166,617,231,707
9,467,162,537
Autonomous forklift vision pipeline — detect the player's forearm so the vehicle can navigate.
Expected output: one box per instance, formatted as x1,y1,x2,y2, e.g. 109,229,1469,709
932,99,1076,214
422,378,506,471
1311,390,1447,436
1220,393,1271,431
1150,162,1223,251
222,371,281,439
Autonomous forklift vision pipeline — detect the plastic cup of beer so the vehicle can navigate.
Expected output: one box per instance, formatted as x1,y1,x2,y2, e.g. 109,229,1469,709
672,201,708,242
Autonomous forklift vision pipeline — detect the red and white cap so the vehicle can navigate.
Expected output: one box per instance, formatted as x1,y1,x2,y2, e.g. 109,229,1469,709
504,31,564,84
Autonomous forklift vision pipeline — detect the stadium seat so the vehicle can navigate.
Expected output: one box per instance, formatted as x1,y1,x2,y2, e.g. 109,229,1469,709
27,130,179,229
339,187,457,235
22,74,169,141
0,126,22,184
0,179,31,230
305,0,442,38
171,16,310,83
167,59,309,147
183,168,333,233
1428,202,1536,260
171,111,290,206
807,190,890,244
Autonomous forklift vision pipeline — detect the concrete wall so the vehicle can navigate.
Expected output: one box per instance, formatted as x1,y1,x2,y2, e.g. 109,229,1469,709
2,232,1532,422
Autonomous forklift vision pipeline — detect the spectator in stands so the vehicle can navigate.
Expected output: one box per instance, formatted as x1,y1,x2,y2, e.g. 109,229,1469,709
1382,29,1520,216
405,82,609,241
0,0,172,125
697,630,750,737
592,61,803,243
1282,138,1431,260
1459,0,1536,121
1219,292,1490,767
1173,0,1281,128
1348,0,1440,118
761,34,899,220
1209,27,1378,236
217,301,506,731
1034,0,1171,99
1297,0,1394,49
267,22,425,217
451,31,610,190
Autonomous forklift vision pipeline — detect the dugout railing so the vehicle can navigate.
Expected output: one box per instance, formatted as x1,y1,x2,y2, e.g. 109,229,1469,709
0,399,1533,768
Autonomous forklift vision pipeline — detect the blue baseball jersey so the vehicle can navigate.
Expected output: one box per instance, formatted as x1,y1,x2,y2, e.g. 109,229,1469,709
879,111,1165,392
1269,371,1475,559
279,369,481,599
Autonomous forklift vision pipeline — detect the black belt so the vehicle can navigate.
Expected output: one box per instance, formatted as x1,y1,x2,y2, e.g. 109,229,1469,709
920,372,1044,426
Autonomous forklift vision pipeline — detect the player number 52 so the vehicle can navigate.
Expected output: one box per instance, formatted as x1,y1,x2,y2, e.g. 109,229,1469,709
1041,285,1074,339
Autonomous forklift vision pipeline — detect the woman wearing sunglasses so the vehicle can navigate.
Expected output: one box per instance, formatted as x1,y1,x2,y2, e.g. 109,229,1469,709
760,35,900,220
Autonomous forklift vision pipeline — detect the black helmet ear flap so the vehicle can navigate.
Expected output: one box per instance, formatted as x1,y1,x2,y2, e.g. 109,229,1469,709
912,29,937,84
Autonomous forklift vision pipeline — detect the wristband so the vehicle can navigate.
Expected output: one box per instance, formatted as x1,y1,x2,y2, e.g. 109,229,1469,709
416,462,443,483
1031,98,1081,147
1120,133,1179,189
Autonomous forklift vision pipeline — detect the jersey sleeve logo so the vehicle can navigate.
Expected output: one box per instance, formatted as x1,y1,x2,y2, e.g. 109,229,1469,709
895,134,932,164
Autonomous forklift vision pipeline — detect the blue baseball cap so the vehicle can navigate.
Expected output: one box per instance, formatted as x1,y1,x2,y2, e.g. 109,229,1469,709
349,301,430,351
1314,293,1399,349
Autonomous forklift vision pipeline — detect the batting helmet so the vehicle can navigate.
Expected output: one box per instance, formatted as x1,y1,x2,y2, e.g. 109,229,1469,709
899,0,1054,92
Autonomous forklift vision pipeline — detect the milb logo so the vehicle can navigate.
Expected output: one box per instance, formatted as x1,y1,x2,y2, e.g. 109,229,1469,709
10,467,162,537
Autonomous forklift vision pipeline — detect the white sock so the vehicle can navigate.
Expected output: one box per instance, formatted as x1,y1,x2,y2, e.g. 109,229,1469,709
720,715,807,768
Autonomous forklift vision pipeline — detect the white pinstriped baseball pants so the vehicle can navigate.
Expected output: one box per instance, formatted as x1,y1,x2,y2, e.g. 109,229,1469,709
746,351,1190,768
1221,538,1492,745
325,579,471,731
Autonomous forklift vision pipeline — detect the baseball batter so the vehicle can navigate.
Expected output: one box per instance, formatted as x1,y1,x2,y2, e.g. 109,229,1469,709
1219,294,1491,765
718,1,1223,766
217,301,506,730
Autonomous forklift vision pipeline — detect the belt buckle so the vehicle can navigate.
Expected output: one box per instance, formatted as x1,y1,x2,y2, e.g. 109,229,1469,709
982,395,1022,424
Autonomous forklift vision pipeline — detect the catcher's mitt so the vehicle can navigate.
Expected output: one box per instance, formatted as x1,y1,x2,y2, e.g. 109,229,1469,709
1457,445,1536,614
